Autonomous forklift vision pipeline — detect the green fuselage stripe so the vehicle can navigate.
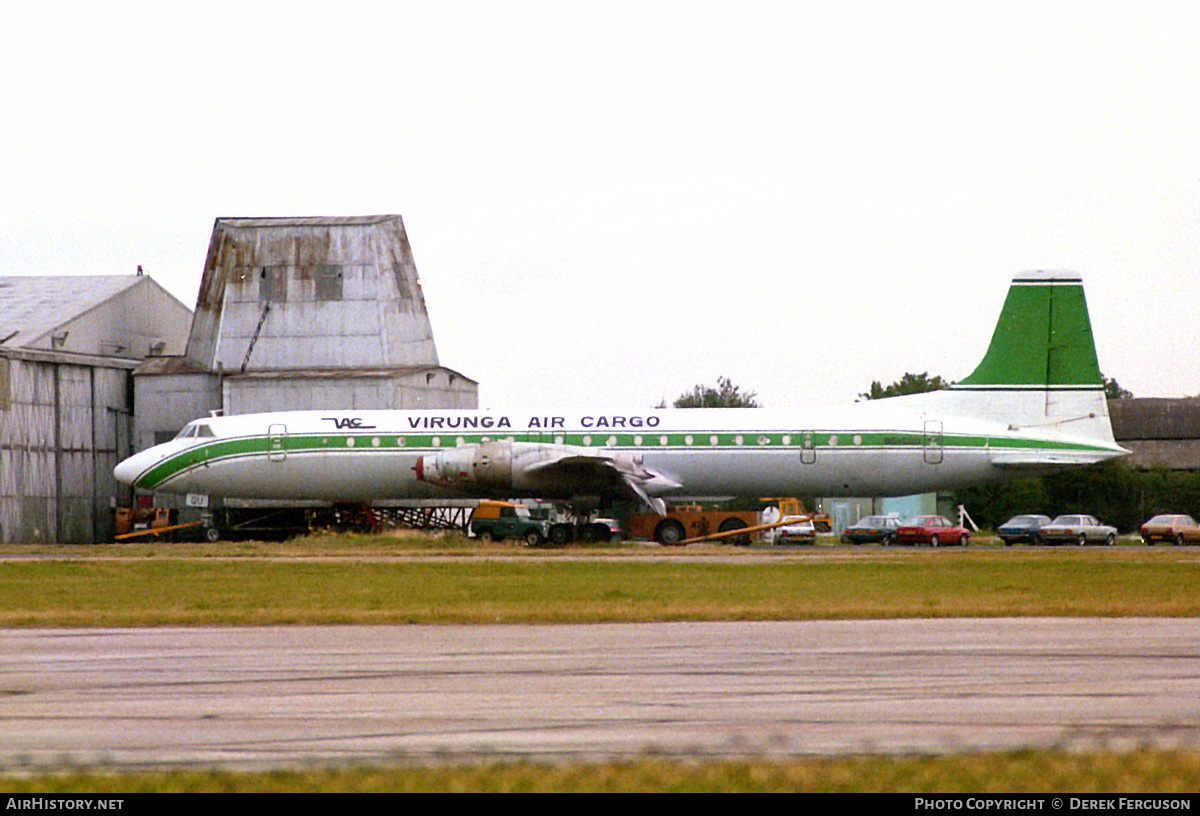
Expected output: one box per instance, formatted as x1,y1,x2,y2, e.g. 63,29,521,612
136,429,1114,490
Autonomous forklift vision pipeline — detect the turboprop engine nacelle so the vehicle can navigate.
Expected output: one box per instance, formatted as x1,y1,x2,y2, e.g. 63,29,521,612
414,441,514,489
414,439,680,509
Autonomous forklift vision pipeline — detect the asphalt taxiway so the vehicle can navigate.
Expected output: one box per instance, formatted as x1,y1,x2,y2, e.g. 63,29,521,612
1,618,1198,770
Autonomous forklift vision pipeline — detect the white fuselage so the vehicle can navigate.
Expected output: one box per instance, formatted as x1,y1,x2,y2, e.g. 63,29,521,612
114,401,1125,504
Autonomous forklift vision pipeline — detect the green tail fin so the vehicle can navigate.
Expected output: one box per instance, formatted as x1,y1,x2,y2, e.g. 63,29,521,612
957,270,1103,389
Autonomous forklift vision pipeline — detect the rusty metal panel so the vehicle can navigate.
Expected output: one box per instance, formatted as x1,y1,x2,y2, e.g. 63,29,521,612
0,356,133,544
185,216,441,374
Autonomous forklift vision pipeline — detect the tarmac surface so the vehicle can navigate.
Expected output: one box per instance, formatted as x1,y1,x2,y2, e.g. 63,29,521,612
1,618,1199,771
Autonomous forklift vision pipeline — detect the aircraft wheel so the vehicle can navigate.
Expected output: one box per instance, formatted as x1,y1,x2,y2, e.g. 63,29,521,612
655,520,687,546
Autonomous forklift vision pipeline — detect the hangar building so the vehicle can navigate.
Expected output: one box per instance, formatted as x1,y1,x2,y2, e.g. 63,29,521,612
133,214,478,454
1108,398,1200,470
0,274,191,543
3,214,477,543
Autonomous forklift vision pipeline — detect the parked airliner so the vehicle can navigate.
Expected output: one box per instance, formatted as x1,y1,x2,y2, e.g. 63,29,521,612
114,271,1127,512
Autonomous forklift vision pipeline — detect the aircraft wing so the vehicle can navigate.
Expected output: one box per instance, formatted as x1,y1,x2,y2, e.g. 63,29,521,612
521,448,679,515
416,441,680,514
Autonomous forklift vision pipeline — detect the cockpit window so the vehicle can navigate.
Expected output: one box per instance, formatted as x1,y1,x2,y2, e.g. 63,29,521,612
173,422,215,440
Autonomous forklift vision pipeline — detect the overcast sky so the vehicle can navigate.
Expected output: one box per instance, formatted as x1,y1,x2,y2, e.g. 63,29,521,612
3,1,1198,410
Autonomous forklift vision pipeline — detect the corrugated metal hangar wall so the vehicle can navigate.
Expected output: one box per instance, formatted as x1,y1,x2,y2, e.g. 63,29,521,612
0,349,133,543
0,275,192,543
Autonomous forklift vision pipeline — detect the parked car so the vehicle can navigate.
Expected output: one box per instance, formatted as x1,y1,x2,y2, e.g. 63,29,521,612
468,501,552,546
997,514,1052,546
774,516,817,545
841,515,903,545
1039,514,1117,546
1140,514,1200,546
894,515,970,547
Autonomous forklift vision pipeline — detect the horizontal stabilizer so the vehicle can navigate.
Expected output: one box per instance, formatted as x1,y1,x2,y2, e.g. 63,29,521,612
989,449,1122,467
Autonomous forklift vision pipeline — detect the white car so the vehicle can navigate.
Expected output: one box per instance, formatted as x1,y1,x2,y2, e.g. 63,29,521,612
1039,514,1118,546
774,516,816,545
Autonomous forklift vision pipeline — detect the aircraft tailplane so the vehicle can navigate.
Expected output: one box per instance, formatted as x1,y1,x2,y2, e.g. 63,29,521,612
899,270,1118,445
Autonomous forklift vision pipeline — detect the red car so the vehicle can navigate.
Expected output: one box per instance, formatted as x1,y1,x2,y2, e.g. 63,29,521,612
895,515,971,547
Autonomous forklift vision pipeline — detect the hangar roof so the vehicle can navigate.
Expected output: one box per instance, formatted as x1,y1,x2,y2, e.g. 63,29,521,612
0,275,142,347
1109,397,1200,441
1107,398,1200,470
0,274,192,359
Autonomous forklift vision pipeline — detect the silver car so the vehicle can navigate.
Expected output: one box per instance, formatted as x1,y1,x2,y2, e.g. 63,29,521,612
1039,514,1118,546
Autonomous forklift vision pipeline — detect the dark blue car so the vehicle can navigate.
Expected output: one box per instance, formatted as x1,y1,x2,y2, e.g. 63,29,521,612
841,515,903,545
998,514,1051,546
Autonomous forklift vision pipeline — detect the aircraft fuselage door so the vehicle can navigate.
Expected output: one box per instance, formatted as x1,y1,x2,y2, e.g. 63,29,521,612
268,423,287,462
923,419,944,465
800,433,816,465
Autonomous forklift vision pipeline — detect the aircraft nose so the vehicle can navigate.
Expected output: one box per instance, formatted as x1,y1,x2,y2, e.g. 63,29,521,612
113,452,146,487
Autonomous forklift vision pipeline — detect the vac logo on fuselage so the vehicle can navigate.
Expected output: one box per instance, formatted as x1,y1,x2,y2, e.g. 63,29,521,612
321,417,377,430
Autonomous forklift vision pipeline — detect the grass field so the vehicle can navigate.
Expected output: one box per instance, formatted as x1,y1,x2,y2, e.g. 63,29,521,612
3,533,1199,792
5,752,1200,793
0,535,1197,626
